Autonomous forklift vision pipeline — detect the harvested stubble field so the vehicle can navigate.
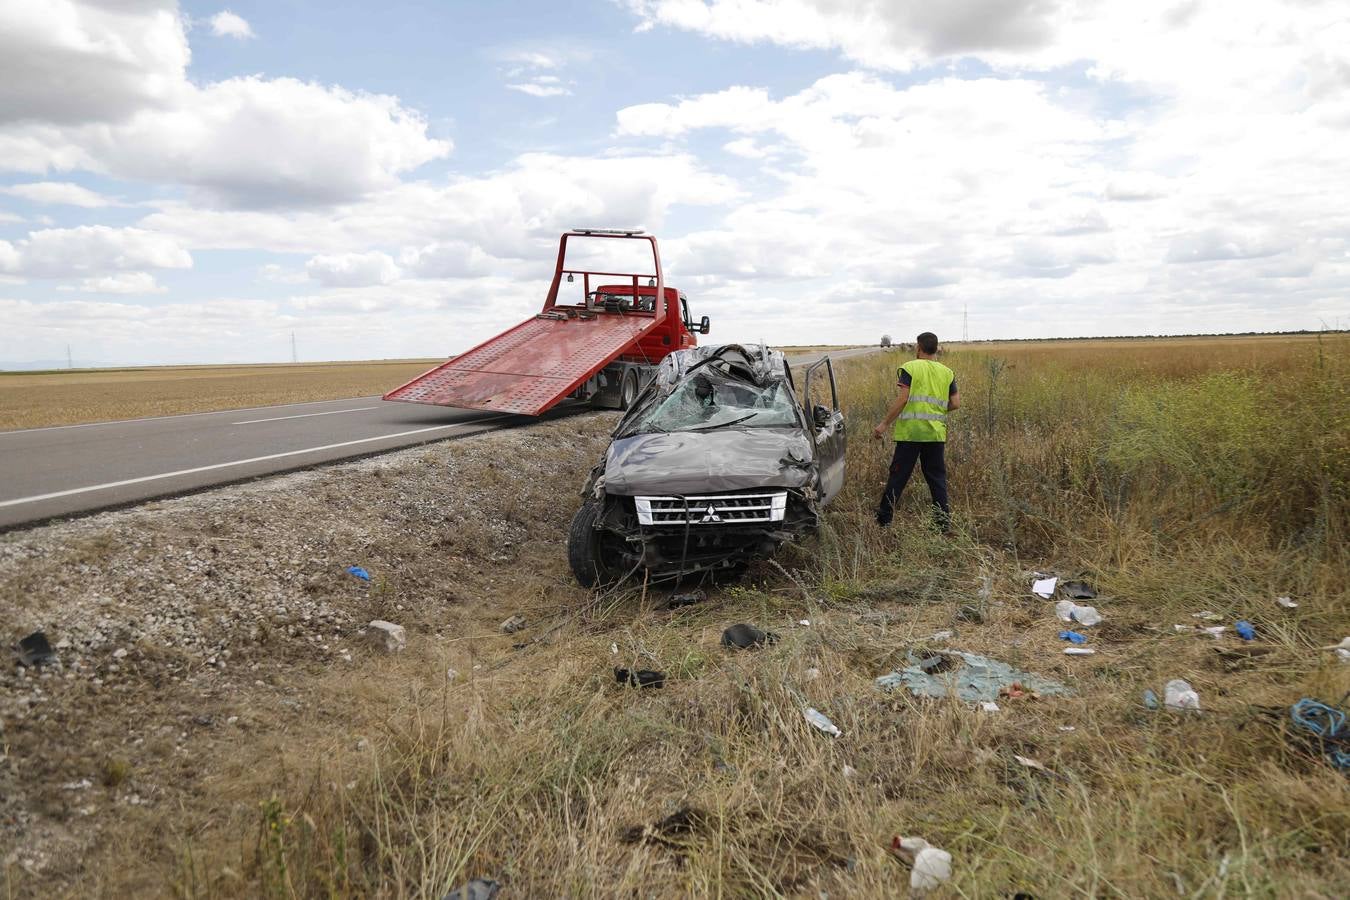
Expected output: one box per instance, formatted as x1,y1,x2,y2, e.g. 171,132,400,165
0,360,443,431
1,333,1347,898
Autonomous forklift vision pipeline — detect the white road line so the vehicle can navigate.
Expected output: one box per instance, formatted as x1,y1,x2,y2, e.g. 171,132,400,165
233,406,379,424
0,396,385,436
0,417,509,509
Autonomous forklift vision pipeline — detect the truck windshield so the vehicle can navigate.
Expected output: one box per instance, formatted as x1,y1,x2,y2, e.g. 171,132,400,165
628,371,799,434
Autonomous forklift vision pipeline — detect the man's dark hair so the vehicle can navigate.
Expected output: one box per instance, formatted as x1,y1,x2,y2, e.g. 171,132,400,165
916,332,938,354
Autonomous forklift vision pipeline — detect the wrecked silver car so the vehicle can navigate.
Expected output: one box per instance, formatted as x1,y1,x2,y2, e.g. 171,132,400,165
568,344,846,586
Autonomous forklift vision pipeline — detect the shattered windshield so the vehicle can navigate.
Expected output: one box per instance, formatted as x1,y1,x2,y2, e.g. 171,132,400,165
628,367,800,434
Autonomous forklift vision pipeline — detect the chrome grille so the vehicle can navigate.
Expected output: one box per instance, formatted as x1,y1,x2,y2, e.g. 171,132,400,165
634,492,787,526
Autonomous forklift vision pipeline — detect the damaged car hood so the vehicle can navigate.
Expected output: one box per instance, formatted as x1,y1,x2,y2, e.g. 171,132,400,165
602,427,816,496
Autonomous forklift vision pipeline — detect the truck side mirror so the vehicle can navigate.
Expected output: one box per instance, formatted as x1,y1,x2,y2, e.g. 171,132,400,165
812,405,830,429
699,315,711,334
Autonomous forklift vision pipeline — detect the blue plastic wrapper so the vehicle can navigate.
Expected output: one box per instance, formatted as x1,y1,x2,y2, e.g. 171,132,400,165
346,565,371,581
1235,620,1255,640
1058,630,1087,644
1143,689,1160,710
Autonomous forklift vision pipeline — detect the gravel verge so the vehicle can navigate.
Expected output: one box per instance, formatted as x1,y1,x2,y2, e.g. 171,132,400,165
1,413,613,890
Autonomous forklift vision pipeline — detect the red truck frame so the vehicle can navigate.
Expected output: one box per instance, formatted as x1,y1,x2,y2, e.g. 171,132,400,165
384,229,709,416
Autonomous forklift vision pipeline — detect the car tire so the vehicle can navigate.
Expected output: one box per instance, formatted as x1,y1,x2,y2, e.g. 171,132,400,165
619,369,640,410
568,499,617,588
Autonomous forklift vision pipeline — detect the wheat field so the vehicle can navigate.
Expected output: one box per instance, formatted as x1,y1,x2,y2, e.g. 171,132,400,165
0,360,443,431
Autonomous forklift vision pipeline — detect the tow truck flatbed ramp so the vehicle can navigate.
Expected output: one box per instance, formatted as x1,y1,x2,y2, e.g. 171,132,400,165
383,311,659,416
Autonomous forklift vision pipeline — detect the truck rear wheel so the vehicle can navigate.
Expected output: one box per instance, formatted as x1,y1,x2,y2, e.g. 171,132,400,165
619,369,640,410
568,500,620,588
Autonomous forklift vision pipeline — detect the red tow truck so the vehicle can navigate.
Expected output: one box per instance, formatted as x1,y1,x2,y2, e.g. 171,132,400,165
383,229,710,415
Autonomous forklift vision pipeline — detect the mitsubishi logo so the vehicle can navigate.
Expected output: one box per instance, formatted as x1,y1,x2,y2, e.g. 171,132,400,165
697,504,722,524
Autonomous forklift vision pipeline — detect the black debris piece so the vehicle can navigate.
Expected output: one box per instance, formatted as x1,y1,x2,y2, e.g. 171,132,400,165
1061,581,1097,600
619,806,708,847
614,667,666,688
441,878,500,900
721,624,779,650
666,589,707,609
17,631,56,668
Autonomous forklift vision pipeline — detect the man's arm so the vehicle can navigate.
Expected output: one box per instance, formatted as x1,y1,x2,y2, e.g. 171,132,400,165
873,384,910,440
948,390,961,411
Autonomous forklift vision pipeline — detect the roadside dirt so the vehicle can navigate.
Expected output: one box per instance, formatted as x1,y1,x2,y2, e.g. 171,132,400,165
1,413,614,895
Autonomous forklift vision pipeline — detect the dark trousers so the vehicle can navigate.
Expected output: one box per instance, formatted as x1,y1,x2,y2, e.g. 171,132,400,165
877,441,950,527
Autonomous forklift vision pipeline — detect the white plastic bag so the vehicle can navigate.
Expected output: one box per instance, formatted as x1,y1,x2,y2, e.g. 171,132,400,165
1164,678,1201,711
803,707,841,736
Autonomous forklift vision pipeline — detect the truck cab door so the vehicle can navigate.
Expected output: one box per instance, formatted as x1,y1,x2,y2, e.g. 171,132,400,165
803,358,846,504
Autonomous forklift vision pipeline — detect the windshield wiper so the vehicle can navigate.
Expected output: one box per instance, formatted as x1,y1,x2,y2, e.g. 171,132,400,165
690,413,759,431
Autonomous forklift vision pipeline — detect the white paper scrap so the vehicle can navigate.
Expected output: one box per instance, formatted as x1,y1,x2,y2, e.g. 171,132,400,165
1032,576,1058,598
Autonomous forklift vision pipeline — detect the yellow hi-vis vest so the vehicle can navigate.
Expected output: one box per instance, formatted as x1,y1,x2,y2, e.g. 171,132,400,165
893,359,955,442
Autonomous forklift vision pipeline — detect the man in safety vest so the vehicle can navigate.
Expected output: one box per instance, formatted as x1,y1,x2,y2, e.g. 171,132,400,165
871,331,960,530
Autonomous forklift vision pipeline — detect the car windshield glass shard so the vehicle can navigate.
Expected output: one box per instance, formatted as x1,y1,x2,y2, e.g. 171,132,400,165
628,372,797,434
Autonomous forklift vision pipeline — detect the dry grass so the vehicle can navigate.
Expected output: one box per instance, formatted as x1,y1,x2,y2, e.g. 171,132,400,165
0,360,442,431
3,334,1346,898
179,334,1347,898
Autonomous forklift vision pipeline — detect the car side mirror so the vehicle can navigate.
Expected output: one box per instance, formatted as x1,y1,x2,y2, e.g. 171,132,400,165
699,315,711,334
812,405,830,429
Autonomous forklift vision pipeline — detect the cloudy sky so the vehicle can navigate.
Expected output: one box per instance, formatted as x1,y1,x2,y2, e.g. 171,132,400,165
1,1,1347,366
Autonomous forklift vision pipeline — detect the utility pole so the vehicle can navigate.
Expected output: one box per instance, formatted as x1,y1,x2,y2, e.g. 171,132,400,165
962,304,969,343
67,343,73,369
291,331,297,364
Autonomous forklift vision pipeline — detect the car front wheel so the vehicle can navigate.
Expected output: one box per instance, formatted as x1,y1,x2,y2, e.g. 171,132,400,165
567,500,621,587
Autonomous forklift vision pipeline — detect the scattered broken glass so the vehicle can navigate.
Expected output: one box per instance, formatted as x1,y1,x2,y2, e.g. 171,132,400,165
875,651,1070,702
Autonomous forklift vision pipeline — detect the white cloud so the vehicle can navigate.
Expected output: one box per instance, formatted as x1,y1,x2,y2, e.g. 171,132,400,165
306,251,401,287
259,263,309,284
398,241,499,278
500,48,580,97
208,10,254,39
0,225,192,278
0,3,450,208
1,181,113,207
501,50,564,70
610,58,1348,339
621,1,1350,91
69,272,167,294
0,296,303,365
723,138,772,159
141,152,741,256
27,77,451,208
507,77,572,98
1165,229,1288,265
0,0,188,126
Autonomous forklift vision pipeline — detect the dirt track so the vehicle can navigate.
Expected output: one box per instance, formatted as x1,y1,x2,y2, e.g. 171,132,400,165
1,413,614,894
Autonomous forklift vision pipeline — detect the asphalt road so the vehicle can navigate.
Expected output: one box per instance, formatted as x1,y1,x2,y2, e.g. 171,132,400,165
0,346,884,530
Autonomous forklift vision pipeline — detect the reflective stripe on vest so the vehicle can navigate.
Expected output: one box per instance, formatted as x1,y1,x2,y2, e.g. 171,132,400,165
899,412,946,421
908,394,949,409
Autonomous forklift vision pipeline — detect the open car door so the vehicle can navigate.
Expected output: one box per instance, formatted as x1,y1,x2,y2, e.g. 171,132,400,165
803,358,846,504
